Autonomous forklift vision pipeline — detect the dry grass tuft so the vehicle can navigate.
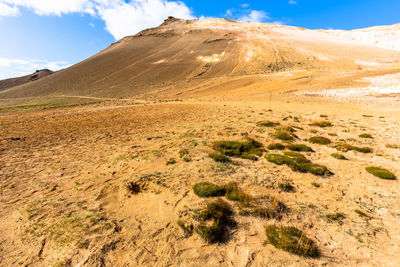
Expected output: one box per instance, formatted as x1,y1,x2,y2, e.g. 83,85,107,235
265,225,319,257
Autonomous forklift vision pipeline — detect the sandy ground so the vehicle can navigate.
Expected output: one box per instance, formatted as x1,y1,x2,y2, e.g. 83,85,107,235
1,95,399,266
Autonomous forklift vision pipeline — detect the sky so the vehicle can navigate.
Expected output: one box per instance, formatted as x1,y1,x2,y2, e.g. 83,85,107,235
0,0,399,79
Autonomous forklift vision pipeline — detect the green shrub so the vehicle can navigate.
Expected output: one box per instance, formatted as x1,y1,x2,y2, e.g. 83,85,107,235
309,136,331,145
193,182,226,197
209,153,232,163
257,121,280,127
273,128,296,141
335,143,372,153
265,225,319,257
267,143,285,150
311,121,332,128
287,144,314,152
265,153,292,165
365,167,396,180
311,182,320,188
224,182,252,206
212,137,263,160
359,133,373,139
265,153,332,176
195,199,234,243
331,153,347,160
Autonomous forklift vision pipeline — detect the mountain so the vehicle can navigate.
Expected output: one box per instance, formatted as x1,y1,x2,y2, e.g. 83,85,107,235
0,69,53,92
0,18,399,102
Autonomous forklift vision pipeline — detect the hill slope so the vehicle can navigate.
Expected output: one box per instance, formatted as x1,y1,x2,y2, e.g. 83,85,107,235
0,18,399,103
0,69,53,92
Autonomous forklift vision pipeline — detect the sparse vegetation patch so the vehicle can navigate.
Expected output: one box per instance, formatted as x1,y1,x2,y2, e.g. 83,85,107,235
335,143,372,153
193,182,226,197
267,143,285,150
326,213,345,223
265,152,332,176
209,153,232,163
195,199,234,243
287,144,314,152
311,120,332,128
211,137,264,160
265,225,319,257
257,121,280,127
278,182,295,192
331,153,347,160
309,136,332,145
365,167,396,180
359,133,373,139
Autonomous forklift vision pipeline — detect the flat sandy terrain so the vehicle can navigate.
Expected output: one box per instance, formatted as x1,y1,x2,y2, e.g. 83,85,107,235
1,91,399,266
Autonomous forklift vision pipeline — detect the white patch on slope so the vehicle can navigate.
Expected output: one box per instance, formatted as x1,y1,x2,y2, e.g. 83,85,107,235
297,73,400,99
197,51,225,63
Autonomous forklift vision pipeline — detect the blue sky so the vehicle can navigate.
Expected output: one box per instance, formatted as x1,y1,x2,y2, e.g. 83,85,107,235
0,0,399,79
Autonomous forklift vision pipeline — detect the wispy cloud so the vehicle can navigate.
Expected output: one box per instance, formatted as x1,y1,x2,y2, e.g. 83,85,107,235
0,0,195,40
288,0,297,5
0,57,70,79
224,4,272,23
239,10,270,22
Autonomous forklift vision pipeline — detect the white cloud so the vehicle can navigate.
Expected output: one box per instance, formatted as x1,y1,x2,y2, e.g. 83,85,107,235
0,0,194,40
240,3,249,8
97,0,194,40
0,0,96,16
239,10,270,22
0,2,19,16
0,57,70,79
288,0,297,5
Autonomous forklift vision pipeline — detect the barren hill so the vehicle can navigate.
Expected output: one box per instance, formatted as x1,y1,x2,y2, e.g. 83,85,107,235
1,18,399,103
0,69,53,92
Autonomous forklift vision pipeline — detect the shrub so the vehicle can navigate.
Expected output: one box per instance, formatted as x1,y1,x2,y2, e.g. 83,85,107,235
166,158,177,165
311,182,320,188
326,213,345,223
365,167,396,180
265,153,292,165
278,183,295,192
287,144,314,152
265,225,319,257
335,143,372,153
359,133,373,139
309,136,331,145
193,182,226,197
224,182,252,206
209,153,232,163
239,195,286,219
265,153,332,177
212,137,263,160
195,199,234,243
273,128,296,141
179,148,190,158
331,153,347,160
267,143,285,150
257,121,280,127
125,181,141,194
354,209,370,218
311,121,332,128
